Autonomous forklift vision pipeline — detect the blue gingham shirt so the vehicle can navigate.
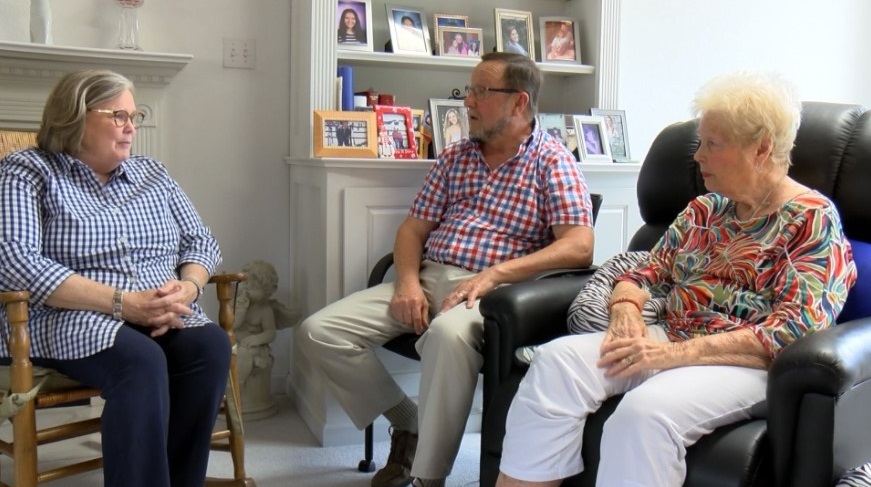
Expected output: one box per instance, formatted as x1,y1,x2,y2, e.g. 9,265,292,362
0,148,221,359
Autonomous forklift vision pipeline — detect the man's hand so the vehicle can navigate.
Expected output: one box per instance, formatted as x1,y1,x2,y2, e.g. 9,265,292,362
438,268,501,313
390,282,430,334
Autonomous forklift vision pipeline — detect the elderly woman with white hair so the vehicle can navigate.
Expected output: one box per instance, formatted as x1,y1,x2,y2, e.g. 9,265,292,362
495,71,858,487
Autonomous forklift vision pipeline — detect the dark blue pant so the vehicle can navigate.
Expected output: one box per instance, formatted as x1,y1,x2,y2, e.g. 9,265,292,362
33,324,231,487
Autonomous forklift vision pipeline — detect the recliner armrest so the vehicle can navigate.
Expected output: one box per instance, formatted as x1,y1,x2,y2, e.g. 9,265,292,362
767,317,871,487
480,275,592,389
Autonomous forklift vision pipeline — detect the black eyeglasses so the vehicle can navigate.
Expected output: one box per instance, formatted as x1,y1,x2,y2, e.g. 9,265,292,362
464,85,521,100
88,109,146,128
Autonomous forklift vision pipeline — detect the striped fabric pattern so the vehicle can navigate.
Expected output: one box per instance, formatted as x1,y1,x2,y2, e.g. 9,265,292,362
566,250,665,334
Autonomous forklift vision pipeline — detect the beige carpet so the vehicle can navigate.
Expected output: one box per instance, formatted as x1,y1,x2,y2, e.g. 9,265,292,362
0,395,482,487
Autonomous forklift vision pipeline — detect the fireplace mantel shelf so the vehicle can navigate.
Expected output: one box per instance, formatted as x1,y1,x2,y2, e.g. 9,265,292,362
0,40,192,88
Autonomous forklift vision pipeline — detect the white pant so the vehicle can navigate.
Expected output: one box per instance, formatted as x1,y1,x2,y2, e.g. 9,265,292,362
500,327,767,486
297,260,483,479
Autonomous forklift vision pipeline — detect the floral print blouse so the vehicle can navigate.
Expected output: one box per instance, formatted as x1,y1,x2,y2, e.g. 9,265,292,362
617,191,856,357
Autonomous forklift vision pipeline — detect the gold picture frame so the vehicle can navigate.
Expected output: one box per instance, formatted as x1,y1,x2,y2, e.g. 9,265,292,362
494,8,535,60
313,110,378,158
432,14,469,44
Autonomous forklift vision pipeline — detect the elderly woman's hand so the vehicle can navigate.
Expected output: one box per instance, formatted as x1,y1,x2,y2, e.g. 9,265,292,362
123,282,194,337
598,335,679,378
602,304,648,343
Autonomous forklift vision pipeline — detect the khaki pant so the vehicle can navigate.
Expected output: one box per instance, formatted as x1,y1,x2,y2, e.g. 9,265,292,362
297,260,483,479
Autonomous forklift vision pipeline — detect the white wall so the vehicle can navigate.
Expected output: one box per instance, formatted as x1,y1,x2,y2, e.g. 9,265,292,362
619,0,871,164
0,0,294,385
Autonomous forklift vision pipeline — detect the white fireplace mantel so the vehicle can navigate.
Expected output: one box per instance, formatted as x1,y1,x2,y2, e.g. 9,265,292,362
0,40,192,88
0,40,192,158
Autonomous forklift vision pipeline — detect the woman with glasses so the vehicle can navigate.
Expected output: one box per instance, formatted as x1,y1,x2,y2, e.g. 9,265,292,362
0,69,227,487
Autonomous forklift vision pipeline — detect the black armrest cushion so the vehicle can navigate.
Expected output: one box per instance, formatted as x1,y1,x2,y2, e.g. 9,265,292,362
480,275,592,390
767,317,871,486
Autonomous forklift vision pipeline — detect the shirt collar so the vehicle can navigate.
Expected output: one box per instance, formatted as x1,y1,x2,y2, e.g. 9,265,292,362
54,152,137,184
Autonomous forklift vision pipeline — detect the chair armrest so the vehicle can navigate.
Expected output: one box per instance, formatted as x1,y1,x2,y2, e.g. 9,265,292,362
530,265,599,281
368,252,396,288
1,290,33,395
480,274,593,392
208,273,247,334
767,317,871,487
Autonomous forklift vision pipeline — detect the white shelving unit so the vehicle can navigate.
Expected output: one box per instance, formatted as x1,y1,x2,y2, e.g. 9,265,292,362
285,0,639,447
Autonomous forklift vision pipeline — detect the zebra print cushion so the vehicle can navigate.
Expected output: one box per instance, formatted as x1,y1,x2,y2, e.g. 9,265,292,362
566,251,666,334
514,251,665,366
838,464,871,486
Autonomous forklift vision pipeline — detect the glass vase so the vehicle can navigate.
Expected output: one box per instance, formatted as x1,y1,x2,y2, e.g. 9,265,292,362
115,0,145,50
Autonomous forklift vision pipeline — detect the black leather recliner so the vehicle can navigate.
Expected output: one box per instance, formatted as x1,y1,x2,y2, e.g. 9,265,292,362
478,101,871,487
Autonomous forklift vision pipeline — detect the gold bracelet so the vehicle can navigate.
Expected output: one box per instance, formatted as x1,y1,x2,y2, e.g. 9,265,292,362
112,287,124,321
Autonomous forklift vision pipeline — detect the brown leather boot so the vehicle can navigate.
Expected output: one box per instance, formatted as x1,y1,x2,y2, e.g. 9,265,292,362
371,428,418,487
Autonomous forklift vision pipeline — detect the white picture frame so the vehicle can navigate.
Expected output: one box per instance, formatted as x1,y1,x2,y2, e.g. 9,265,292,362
539,16,581,64
537,113,568,147
590,108,631,161
573,115,613,163
386,4,432,56
336,0,374,52
429,98,469,156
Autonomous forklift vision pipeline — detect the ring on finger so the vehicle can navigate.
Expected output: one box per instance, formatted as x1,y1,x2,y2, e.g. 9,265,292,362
457,291,466,299
624,355,634,365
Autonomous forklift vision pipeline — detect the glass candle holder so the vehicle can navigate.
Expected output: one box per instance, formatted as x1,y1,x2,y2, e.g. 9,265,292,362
115,0,145,50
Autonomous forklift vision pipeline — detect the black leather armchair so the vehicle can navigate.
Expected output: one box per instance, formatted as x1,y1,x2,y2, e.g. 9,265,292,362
478,102,871,487
357,194,603,473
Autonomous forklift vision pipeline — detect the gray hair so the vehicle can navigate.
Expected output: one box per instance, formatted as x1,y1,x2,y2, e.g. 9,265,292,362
692,71,801,167
480,52,542,120
37,69,135,154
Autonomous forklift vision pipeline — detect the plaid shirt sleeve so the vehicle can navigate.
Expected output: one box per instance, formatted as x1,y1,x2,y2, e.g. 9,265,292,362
541,143,594,229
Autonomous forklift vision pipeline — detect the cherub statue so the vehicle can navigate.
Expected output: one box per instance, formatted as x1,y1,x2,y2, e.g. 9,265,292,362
233,260,298,419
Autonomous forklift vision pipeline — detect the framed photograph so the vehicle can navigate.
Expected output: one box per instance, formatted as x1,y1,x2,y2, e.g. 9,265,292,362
433,14,469,43
374,105,418,159
539,17,581,63
573,115,613,163
429,98,469,156
564,114,579,159
415,132,430,159
336,0,374,52
438,27,483,58
313,110,378,158
385,4,432,56
494,8,535,60
537,113,568,147
410,109,425,134
591,108,631,161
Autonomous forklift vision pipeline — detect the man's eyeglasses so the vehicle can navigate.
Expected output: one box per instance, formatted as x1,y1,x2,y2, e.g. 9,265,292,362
464,85,521,100
88,109,147,128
